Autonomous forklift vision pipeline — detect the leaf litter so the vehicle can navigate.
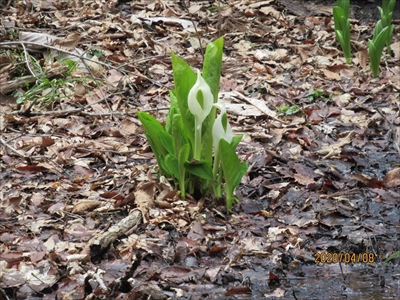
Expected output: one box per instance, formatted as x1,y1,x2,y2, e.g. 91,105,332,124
0,0,400,299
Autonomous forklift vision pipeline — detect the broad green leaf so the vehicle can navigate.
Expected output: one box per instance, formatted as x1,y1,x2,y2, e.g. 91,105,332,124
158,158,171,177
172,113,190,157
374,26,390,53
335,30,345,46
335,30,351,63
336,0,349,17
165,154,180,179
383,0,396,14
339,15,348,33
369,40,378,63
373,20,384,40
333,5,351,63
171,52,197,147
202,37,224,103
231,134,243,151
378,7,385,21
184,160,213,180
333,6,346,31
202,37,224,162
145,133,172,177
334,13,351,64
369,26,390,77
236,162,249,188
166,91,180,134
159,131,175,156
137,111,167,158
381,13,393,28
388,0,396,13
342,18,351,63
179,144,190,171
220,139,247,210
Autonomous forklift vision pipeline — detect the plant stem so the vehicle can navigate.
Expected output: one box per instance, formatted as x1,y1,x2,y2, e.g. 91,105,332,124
212,150,222,198
194,119,202,160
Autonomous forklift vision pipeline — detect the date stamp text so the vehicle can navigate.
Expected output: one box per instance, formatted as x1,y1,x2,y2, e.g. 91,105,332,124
314,252,375,264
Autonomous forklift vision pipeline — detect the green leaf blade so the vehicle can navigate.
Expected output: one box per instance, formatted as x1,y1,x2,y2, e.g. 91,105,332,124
184,160,213,181
219,139,247,210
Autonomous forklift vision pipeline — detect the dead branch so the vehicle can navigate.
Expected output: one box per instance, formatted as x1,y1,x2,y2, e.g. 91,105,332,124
0,41,165,88
89,210,142,258
0,137,27,158
0,65,69,95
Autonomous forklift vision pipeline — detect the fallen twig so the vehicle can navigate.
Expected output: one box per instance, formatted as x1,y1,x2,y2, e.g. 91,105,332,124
0,41,166,88
0,137,27,158
89,210,142,258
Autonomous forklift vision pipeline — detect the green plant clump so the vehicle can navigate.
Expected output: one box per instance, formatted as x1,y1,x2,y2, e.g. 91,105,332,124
383,250,400,268
333,0,352,64
137,37,247,210
368,0,396,77
378,0,396,56
15,58,89,107
307,89,332,102
276,105,299,116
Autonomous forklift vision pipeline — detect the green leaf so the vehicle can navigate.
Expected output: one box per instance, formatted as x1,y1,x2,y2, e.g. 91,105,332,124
373,20,384,40
137,111,167,158
203,37,224,103
184,160,213,180
383,250,400,269
172,113,191,157
165,154,180,179
333,6,346,31
388,0,396,13
378,7,386,22
339,15,348,34
368,40,379,77
159,131,175,156
179,144,190,171
333,4,351,64
220,139,247,210
171,52,197,147
368,26,390,77
336,0,349,16
342,18,351,63
386,25,394,54
145,134,170,176
382,0,396,14
230,134,243,151
335,30,345,46
374,26,390,53
201,37,224,162
165,91,180,134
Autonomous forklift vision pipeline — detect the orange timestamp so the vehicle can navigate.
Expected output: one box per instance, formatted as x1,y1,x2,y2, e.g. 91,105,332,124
314,252,375,264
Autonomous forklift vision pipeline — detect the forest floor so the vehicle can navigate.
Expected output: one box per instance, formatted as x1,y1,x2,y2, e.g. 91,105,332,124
0,0,400,299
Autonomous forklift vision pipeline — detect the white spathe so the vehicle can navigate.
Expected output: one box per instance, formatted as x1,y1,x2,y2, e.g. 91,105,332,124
212,103,233,153
188,69,214,130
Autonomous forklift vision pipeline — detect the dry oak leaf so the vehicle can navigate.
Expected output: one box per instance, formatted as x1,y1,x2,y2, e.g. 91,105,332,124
383,168,400,188
72,200,102,214
317,131,353,159
323,69,341,81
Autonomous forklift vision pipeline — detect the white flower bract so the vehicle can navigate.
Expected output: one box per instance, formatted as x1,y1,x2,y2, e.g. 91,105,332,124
188,69,214,129
212,103,233,153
